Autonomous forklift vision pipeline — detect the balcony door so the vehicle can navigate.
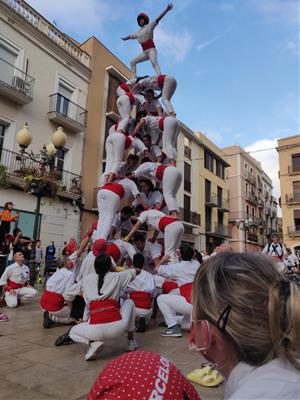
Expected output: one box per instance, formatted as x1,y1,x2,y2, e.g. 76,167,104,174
293,181,300,203
0,39,19,87
294,210,300,232
57,82,73,117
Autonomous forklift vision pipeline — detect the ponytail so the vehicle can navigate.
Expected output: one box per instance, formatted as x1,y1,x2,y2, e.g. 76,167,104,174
269,280,300,370
94,254,112,296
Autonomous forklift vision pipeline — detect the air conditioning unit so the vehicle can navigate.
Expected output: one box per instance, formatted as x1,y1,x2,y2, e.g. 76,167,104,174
12,76,30,96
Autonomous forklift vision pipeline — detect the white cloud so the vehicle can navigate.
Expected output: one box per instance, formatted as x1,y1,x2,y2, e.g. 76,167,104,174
284,40,299,55
155,26,193,62
197,34,225,51
245,139,280,201
254,0,299,26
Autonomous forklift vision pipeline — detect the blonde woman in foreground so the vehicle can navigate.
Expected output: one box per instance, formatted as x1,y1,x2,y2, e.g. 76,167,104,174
191,252,300,399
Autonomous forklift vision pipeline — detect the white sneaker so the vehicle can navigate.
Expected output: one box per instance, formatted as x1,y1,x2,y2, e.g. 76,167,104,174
85,341,104,361
126,338,138,352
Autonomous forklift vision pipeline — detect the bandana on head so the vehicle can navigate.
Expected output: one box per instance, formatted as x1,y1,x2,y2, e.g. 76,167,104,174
88,351,201,400
92,239,107,257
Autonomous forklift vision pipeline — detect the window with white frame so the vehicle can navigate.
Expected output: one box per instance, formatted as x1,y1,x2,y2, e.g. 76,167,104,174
0,35,21,87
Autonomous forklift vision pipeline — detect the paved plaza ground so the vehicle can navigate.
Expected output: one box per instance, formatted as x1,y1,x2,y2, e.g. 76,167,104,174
0,292,224,400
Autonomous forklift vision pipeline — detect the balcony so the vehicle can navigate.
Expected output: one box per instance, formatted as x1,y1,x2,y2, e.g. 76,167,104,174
184,145,191,160
288,226,300,236
2,0,90,67
0,147,82,200
244,170,256,186
288,165,300,175
205,193,218,207
258,198,264,209
179,207,201,226
217,198,229,212
257,180,262,191
206,223,231,238
265,207,271,216
48,93,87,133
251,216,263,227
247,232,259,243
265,191,269,199
245,191,258,206
0,57,35,105
286,193,300,204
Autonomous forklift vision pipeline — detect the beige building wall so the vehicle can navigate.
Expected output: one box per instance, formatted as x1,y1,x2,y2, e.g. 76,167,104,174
277,135,300,251
0,0,90,250
223,146,277,252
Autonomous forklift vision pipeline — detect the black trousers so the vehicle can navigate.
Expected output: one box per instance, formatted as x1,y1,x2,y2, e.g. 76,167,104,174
70,296,85,320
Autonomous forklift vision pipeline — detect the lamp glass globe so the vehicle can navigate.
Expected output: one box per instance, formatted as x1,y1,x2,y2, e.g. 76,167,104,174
46,143,57,157
52,127,66,148
16,123,32,147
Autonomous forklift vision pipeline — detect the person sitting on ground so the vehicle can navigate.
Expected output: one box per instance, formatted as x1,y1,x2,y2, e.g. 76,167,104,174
87,350,200,400
190,252,300,400
122,253,155,332
0,252,37,308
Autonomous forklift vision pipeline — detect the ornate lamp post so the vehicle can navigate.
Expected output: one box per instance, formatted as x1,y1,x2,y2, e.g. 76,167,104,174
16,124,67,240
236,218,253,252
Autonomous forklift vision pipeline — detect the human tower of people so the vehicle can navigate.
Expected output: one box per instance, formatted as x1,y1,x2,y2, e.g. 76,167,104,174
0,4,202,362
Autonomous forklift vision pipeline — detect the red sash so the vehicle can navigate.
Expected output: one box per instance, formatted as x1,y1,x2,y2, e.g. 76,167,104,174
155,165,167,181
158,216,177,232
130,291,152,309
158,117,165,131
40,290,65,312
90,299,122,324
100,183,125,199
162,281,178,294
126,92,135,105
5,280,24,291
157,74,166,89
179,283,193,304
106,243,121,263
120,82,130,93
124,135,132,149
141,39,155,51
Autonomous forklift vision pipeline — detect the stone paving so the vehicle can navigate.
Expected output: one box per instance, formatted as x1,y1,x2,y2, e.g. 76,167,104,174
0,293,224,400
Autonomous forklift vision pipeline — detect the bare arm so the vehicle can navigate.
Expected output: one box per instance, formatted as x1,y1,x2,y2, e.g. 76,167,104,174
76,235,90,258
126,220,143,241
132,119,145,137
121,35,131,41
156,3,173,24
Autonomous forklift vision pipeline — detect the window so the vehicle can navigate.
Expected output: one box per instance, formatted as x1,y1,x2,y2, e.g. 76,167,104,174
216,160,225,179
294,210,300,231
184,162,191,192
56,81,74,117
205,179,211,202
55,148,67,173
218,210,223,226
246,183,248,195
205,206,212,232
217,186,222,207
246,205,249,217
204,151,214,172
184,194,191,222
0,37,20,86
106,74,122,115
220,163,225,180
292,154,300,173
293,181,300,202
0,124,5,158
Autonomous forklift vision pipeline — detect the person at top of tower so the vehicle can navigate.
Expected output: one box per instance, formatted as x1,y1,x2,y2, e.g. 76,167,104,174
121,4,173,78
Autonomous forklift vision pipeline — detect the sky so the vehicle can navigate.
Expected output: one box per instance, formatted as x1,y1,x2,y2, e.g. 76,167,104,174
26,0,299,199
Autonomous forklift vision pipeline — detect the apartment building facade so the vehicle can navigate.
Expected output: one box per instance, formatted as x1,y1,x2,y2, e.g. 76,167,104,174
277,135,300,252
223,146,277,252
0,0,90,249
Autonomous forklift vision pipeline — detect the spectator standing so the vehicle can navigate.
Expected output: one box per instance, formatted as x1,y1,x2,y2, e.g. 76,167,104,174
0,202,19,243
46,241,56,260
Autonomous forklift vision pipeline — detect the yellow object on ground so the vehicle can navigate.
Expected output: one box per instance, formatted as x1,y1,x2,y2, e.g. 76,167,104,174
187,365,224,387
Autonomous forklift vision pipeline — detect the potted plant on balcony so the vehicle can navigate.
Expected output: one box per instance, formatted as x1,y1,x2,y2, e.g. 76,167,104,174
0,165,10,188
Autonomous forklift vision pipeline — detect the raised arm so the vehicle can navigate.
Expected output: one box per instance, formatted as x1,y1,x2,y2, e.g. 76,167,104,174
132,118,146,137
125,220,143,242
156,3,173,24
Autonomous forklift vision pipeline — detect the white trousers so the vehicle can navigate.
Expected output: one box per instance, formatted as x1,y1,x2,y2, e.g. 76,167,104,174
162,116,179,160
135,307,153,324
95,189,120,240
164,221,184,263
157,294,192,328
117,94,145,132
130,48,161,78
104,132,126,175
50,307,74,324
161,76,177,114
69,299,135,345
5,287,37,308
162,166,182,212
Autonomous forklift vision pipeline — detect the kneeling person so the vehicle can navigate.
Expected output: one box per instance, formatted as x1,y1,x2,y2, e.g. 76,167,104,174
0,252,37,308
40,256,77,328
124,253,155,332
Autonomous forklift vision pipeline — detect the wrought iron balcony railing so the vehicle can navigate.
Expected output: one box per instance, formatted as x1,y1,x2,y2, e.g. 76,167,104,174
286,193,300,204
288,226,300,236
245,191,258,205
244,170,256,185
48,93,87,133
0,147,82,198
288,165,300,175
205,193,218,207
206,223,231,238
0,57,35,104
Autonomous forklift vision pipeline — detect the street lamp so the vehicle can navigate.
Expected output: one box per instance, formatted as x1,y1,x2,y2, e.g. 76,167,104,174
236,218,253,252
16,123,67,240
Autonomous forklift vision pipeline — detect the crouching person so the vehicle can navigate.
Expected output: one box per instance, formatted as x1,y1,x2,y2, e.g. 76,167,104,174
123,253,155,332
40,256,77,329
0,252,37,308
62,254,141,361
